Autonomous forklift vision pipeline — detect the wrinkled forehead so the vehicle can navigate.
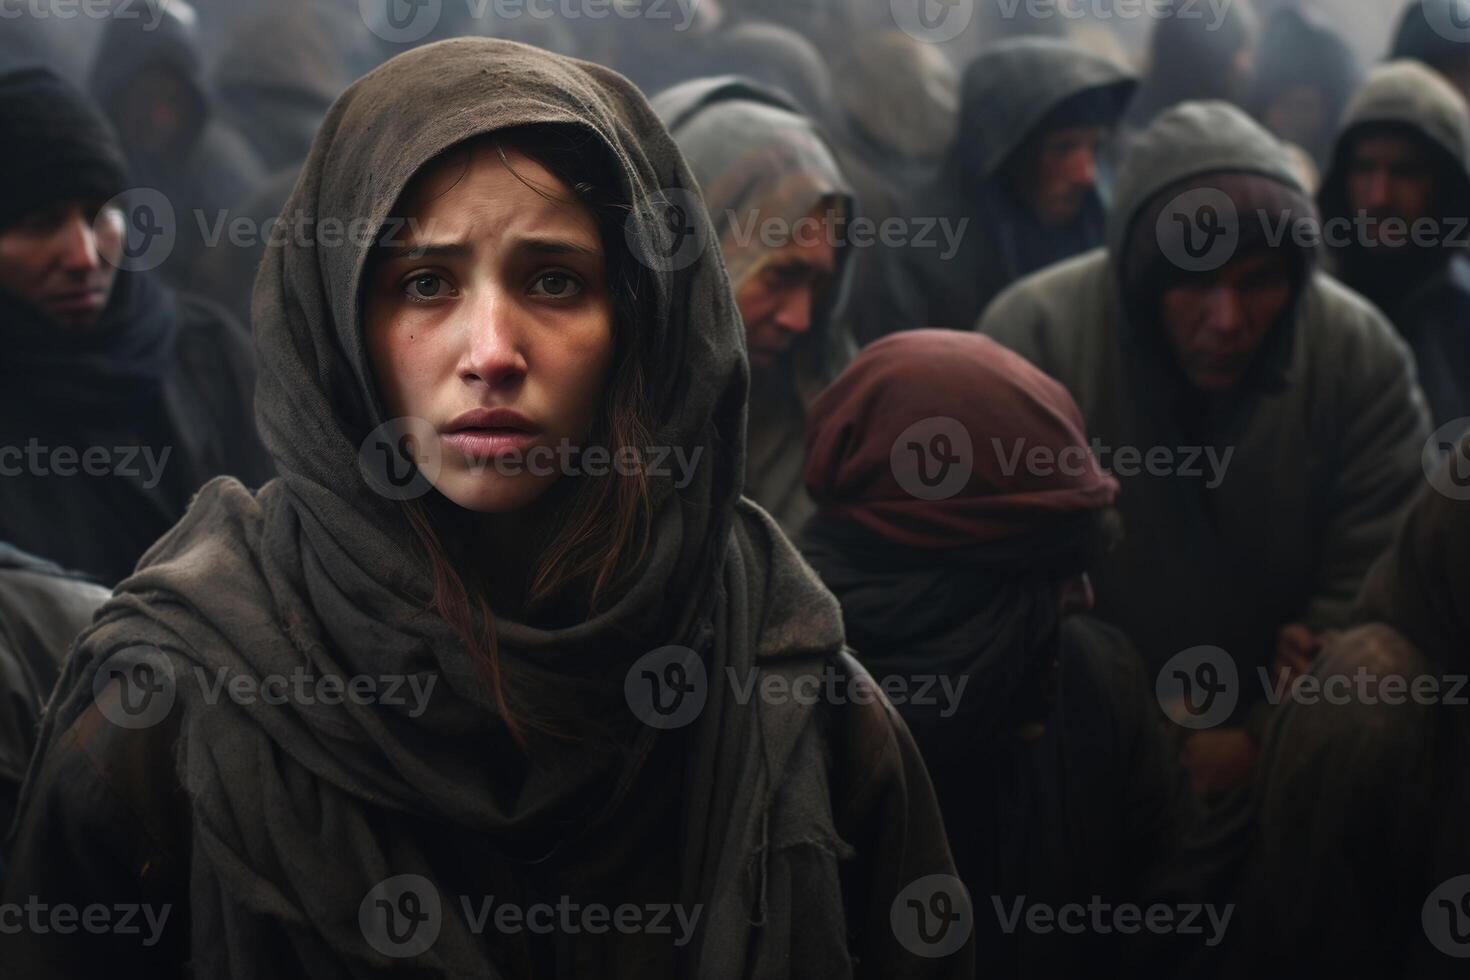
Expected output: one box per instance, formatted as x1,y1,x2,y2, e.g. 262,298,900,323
306,47,638,359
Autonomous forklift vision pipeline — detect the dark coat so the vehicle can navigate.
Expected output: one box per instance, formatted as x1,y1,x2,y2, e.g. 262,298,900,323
981,103,1431,718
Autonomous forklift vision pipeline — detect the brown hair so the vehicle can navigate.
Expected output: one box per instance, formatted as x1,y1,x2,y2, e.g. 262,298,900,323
389,125,657,743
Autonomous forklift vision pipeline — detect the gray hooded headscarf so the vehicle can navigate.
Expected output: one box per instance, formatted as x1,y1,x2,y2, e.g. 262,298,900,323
655,77,856,534
7,39,961,980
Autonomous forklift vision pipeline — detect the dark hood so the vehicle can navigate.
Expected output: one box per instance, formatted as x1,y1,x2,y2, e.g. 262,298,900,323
1320,59,1470,227
88,0,209,140
955,36,1136,181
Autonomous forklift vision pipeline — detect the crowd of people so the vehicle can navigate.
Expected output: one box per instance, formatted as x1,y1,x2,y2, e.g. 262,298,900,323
1,0,1468,976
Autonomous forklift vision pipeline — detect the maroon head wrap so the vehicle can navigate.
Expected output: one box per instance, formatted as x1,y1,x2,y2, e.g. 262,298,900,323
803,329,1119,550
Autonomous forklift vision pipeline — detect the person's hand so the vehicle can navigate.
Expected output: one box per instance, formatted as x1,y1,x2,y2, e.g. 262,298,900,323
1180,729,1258,795
1271,623,1337,689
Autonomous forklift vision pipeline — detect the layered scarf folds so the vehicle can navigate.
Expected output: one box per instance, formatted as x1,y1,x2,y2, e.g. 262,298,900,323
19,38,846,978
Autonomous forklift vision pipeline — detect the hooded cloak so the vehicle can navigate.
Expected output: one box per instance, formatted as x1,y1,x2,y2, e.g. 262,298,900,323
981,101,1431,723
894,37,1137,331
656,77,856,535
2,39,965,980
798,330,1195,977
88,0,266,287
0,66,272,585
1319,60,1470,431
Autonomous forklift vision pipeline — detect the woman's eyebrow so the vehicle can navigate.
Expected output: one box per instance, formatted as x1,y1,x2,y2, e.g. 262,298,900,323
379,241,471,261
516,235,601,257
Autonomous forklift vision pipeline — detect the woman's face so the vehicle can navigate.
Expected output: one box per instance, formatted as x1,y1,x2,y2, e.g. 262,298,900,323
364,143,616,514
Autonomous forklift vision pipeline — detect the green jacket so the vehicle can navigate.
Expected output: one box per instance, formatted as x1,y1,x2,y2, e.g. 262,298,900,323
981,101,1430,715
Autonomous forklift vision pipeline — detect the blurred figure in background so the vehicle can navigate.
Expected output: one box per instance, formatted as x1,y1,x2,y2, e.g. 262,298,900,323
658,78,855,533
1247,5,1361,169
981,102,1429,794
88,0,265,288
1391,0,1470,105
801,329,1198,978
1320,60,1470,431
1125,0,1258,131
828,31,958,345
0,545,107,871
196,8,353,328
697,20,835,123
1226,435,1470,977
212,8,351,174
0,67,272,584
896,37,1136,331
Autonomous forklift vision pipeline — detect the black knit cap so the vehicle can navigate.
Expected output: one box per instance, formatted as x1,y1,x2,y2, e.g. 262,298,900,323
0,65,129,230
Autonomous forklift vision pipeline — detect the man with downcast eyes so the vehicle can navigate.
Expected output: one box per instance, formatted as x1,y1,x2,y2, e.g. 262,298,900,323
0,65,272,585
981,101,1430,795
657,77,857,535
894,37,1137,332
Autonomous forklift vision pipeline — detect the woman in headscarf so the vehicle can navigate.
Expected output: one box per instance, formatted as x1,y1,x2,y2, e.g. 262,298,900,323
0,65,272,585
656,77,856,534
800,330,1198,978
1,39,967,979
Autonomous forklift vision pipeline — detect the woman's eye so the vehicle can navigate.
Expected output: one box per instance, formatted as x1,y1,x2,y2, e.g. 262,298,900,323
529,272,582,299
404,274,451,302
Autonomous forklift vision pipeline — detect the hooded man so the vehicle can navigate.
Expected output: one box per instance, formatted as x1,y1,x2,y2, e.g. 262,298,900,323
1247,6,1362,169
88,0,265,288
895,37,1137,332
1224,435,1470,977
828,30,958,346
0,66,273,584
1319,60,1470,431
656,77,856,534
980,101,1430,793
1391,0,1470,105
800,329,1199,977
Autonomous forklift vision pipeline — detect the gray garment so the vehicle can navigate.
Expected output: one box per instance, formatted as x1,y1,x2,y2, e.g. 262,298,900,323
656,77,857,534
0,545,107,849
981,101,1430,713
4,38,964,980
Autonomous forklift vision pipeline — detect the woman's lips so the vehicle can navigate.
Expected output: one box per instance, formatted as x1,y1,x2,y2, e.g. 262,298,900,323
442,429,540,461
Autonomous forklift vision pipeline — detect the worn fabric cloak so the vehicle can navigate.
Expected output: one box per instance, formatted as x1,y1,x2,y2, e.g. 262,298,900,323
3,38,965,980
